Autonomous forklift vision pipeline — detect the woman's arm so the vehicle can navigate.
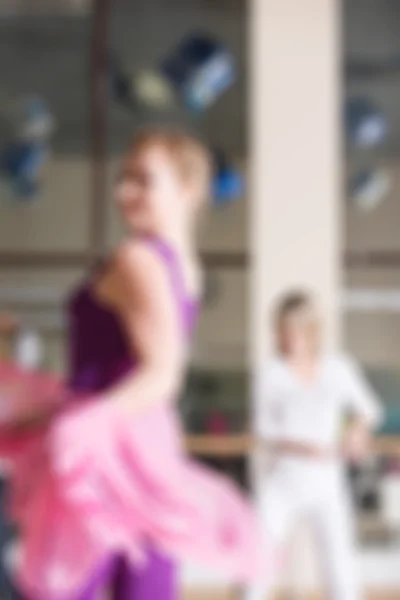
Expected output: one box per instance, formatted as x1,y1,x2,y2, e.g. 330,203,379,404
340,356,384,462
98,240,186,414
265,440,331,458
341,355,383,428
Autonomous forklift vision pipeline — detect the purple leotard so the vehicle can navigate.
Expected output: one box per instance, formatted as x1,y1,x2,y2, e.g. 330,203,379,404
66,238,197,600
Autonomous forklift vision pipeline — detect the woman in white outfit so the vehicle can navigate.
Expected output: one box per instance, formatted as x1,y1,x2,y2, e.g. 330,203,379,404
248,291,383,600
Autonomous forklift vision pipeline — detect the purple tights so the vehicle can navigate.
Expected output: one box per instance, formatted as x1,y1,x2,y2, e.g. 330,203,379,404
76,551,176,600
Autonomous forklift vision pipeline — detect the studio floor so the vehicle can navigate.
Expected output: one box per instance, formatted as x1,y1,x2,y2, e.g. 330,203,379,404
183,592,399,600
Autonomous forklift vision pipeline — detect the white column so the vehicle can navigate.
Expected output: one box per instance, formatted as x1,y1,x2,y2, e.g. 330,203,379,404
250,0,342,362
250,0,342,595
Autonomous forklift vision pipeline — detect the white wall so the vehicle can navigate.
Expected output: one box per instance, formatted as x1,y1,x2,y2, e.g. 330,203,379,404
250,0,342,596
250,0,342,362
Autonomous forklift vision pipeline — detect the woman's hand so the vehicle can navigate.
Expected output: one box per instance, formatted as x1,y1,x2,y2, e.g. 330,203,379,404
296,443,333,460
341,421,371,464
268,440,334,459
306,444,334,459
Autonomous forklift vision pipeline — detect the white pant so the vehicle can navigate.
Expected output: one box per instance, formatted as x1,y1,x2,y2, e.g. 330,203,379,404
246,459,360,600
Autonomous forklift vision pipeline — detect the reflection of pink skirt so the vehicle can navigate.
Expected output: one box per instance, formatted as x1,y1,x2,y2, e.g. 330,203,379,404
0,363,266,600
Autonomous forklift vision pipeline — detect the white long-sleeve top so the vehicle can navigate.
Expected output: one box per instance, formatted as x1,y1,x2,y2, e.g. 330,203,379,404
254,354,383,448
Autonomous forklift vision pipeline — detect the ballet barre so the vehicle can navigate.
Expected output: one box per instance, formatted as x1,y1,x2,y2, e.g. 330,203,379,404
186,434,400,457
187,434,253,457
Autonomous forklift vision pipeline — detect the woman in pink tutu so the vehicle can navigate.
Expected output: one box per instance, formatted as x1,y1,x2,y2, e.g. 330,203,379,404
0,129,264,600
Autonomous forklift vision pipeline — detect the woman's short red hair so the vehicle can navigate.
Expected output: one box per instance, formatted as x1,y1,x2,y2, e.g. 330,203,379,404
129,127,213,205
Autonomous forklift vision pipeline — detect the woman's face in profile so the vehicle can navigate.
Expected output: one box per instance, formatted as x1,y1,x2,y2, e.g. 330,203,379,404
280,308,321,358
114,146,185,236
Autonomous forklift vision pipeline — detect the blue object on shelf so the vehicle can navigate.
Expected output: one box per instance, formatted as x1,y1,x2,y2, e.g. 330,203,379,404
345,97,388,148
1,96,54,200
161,32,236,112
212,148,243,206
213,169,243,206
348,168,391,211
2,140,47,200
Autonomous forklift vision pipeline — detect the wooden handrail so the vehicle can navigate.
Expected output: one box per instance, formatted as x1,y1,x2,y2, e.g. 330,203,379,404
346,251,400,268
375,436,400,456
187,434,253,457
4,249,400,270
186,434,400,457
0,251,247,270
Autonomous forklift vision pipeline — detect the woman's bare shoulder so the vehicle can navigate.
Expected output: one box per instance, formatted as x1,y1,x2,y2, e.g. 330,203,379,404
112,239,162,272
97,239,166,306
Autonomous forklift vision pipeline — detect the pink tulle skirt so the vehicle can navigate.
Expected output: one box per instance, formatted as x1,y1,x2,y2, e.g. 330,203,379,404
0,362,266,600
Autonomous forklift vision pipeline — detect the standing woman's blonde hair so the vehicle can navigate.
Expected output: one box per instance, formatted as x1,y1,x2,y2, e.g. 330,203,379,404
274,290,321,356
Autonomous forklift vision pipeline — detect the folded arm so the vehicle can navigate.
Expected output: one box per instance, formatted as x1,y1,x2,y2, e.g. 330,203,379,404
253,367,331,459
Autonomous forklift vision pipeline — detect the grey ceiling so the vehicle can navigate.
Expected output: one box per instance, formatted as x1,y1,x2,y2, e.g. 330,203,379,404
0,0,247,157
1,0,399,159
345,0,400,159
